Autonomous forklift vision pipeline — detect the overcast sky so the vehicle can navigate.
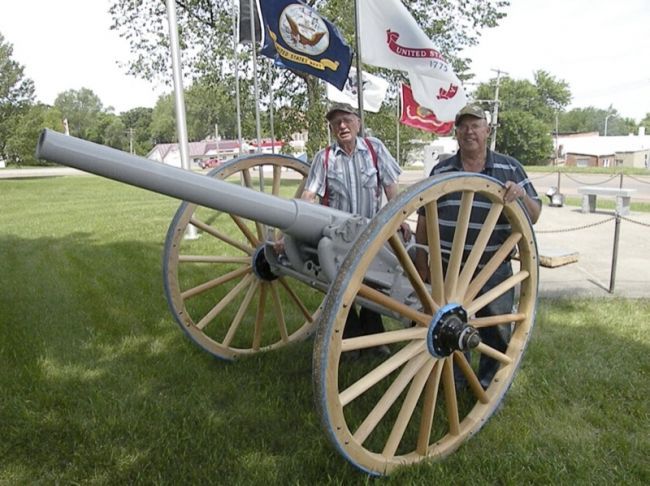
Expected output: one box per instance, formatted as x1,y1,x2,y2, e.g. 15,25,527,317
2,0,649,121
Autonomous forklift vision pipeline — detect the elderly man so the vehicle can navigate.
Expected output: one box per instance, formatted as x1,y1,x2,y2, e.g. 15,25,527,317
415,104,542,388
302,103,403,348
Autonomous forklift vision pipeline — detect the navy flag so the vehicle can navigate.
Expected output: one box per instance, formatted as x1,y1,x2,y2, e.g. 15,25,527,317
258,0,353,91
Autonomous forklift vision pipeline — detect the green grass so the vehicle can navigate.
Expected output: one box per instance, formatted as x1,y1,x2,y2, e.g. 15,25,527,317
1,176,649,484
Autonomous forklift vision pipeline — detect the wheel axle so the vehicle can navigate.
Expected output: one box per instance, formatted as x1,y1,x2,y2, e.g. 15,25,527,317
427,303,481,358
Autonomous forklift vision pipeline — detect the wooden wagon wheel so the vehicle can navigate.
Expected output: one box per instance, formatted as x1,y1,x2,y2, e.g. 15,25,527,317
163,154,322,360
313,173,538,475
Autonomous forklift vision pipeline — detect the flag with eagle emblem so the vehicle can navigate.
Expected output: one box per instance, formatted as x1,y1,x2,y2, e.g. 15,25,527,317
258,0,353,90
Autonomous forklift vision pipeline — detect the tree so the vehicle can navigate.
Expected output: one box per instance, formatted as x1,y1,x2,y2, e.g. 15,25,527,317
5,104,63,166
640,113,650,135
109,0,510,157
121,106,154,155
473,70,571,164
0,32,35,163
560,106,637,136
54,88,104,141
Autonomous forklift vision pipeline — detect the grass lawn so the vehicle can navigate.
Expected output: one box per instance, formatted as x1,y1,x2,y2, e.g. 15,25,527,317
1,176,648,484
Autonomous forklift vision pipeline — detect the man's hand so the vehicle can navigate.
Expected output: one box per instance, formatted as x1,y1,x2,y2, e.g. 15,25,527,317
504,180,525,203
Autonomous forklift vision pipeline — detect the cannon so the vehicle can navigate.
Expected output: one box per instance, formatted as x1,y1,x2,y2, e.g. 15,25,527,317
36,129,538,476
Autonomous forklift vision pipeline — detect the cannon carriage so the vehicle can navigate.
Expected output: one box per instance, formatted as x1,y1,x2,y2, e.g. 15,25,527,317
37,129,538,476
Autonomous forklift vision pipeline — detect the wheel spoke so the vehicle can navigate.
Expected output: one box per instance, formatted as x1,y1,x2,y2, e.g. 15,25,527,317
341,327,427,352
453,203,503,302
340,341,426,407
358,284,430,326
270,281,289,342
223,279,259,346
466,270,529,316
293,178,307,198
179,255,250,264
416,361,444,455
453,352,489,403
388,234,438,314
353,351,432,445
441,357,460,436
190,216,253,255
272,165,282,197
181,265,251,300
444,191,474,301
383,358,437,458
241,169,265,239
470,312,525,328
424,201,445,305
475,342,512,365
464,232,522,305
252,283,268,350
196,273,254,330
230,214,260,247
278,277,318,322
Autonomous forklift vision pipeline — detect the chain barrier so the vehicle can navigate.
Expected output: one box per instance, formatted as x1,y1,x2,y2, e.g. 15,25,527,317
626,174,650,185
563,173,619,185
620,215,650,228
536,216,616,234
528,172,556,181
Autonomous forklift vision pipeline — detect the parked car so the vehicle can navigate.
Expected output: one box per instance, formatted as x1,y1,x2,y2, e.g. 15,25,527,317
199,158,222,169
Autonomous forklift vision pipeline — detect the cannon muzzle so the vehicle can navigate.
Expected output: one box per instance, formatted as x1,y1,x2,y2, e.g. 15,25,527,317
36,129,348,244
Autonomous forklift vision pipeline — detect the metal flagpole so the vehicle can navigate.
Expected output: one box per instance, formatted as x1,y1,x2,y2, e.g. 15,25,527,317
165,0,197,239
353,0,365,134
396,90,400,166
268,59,275,154
248,0,264,190
233,0,243,155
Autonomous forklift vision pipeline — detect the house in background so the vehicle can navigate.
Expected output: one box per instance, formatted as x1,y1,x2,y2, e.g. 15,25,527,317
556,127,649,168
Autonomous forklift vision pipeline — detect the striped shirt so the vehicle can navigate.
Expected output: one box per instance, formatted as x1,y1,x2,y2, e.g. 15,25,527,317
420,150,540,267
305,136,401,218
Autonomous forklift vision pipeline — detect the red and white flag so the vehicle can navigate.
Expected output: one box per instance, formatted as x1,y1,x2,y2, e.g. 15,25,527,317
400,83,454,134
358,0,466,121
326,67,389,113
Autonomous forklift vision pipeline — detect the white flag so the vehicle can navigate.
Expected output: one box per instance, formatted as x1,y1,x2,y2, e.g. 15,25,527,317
326,67,389,113
358,0,466,121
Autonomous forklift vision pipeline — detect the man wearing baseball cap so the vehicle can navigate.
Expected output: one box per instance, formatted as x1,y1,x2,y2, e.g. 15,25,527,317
414,103,542,390
301,102,405,355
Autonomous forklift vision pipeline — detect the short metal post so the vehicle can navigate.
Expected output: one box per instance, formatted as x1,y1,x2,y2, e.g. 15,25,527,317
609,213,621,293
557,170,561,193
619,172,624,189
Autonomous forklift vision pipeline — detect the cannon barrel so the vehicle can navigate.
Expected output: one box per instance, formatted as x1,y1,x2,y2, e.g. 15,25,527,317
36,129,350,245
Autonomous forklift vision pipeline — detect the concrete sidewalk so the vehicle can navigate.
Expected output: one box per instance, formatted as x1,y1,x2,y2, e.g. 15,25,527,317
533,205,650,298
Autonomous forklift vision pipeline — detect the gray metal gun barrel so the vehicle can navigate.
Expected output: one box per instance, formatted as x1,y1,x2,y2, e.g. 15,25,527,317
36,129,348,244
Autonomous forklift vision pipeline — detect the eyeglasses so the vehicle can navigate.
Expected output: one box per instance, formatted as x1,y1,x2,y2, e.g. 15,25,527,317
329,115,358,127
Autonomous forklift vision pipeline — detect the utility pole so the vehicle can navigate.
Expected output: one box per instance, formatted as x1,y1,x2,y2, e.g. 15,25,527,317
490,69,507,151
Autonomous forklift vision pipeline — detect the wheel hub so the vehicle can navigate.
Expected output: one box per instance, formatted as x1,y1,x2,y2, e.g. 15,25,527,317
426,303,481,358
252,246,278,281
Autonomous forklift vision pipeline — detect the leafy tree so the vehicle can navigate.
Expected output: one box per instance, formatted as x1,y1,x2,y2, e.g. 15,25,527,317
109,0,510,157
473,70,571,164
640,113,650,135
54,88,104,141
5,104,63,166
559,106,637,136
0,32,35,164
121,106,154,155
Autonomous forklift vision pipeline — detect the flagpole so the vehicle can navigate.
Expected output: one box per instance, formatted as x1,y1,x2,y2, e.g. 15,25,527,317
233,0,243,155
248,0,264,191
268,59,275,154
353,0,365,134
165,0,197,239
396,88,400,166
249,0,262,154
